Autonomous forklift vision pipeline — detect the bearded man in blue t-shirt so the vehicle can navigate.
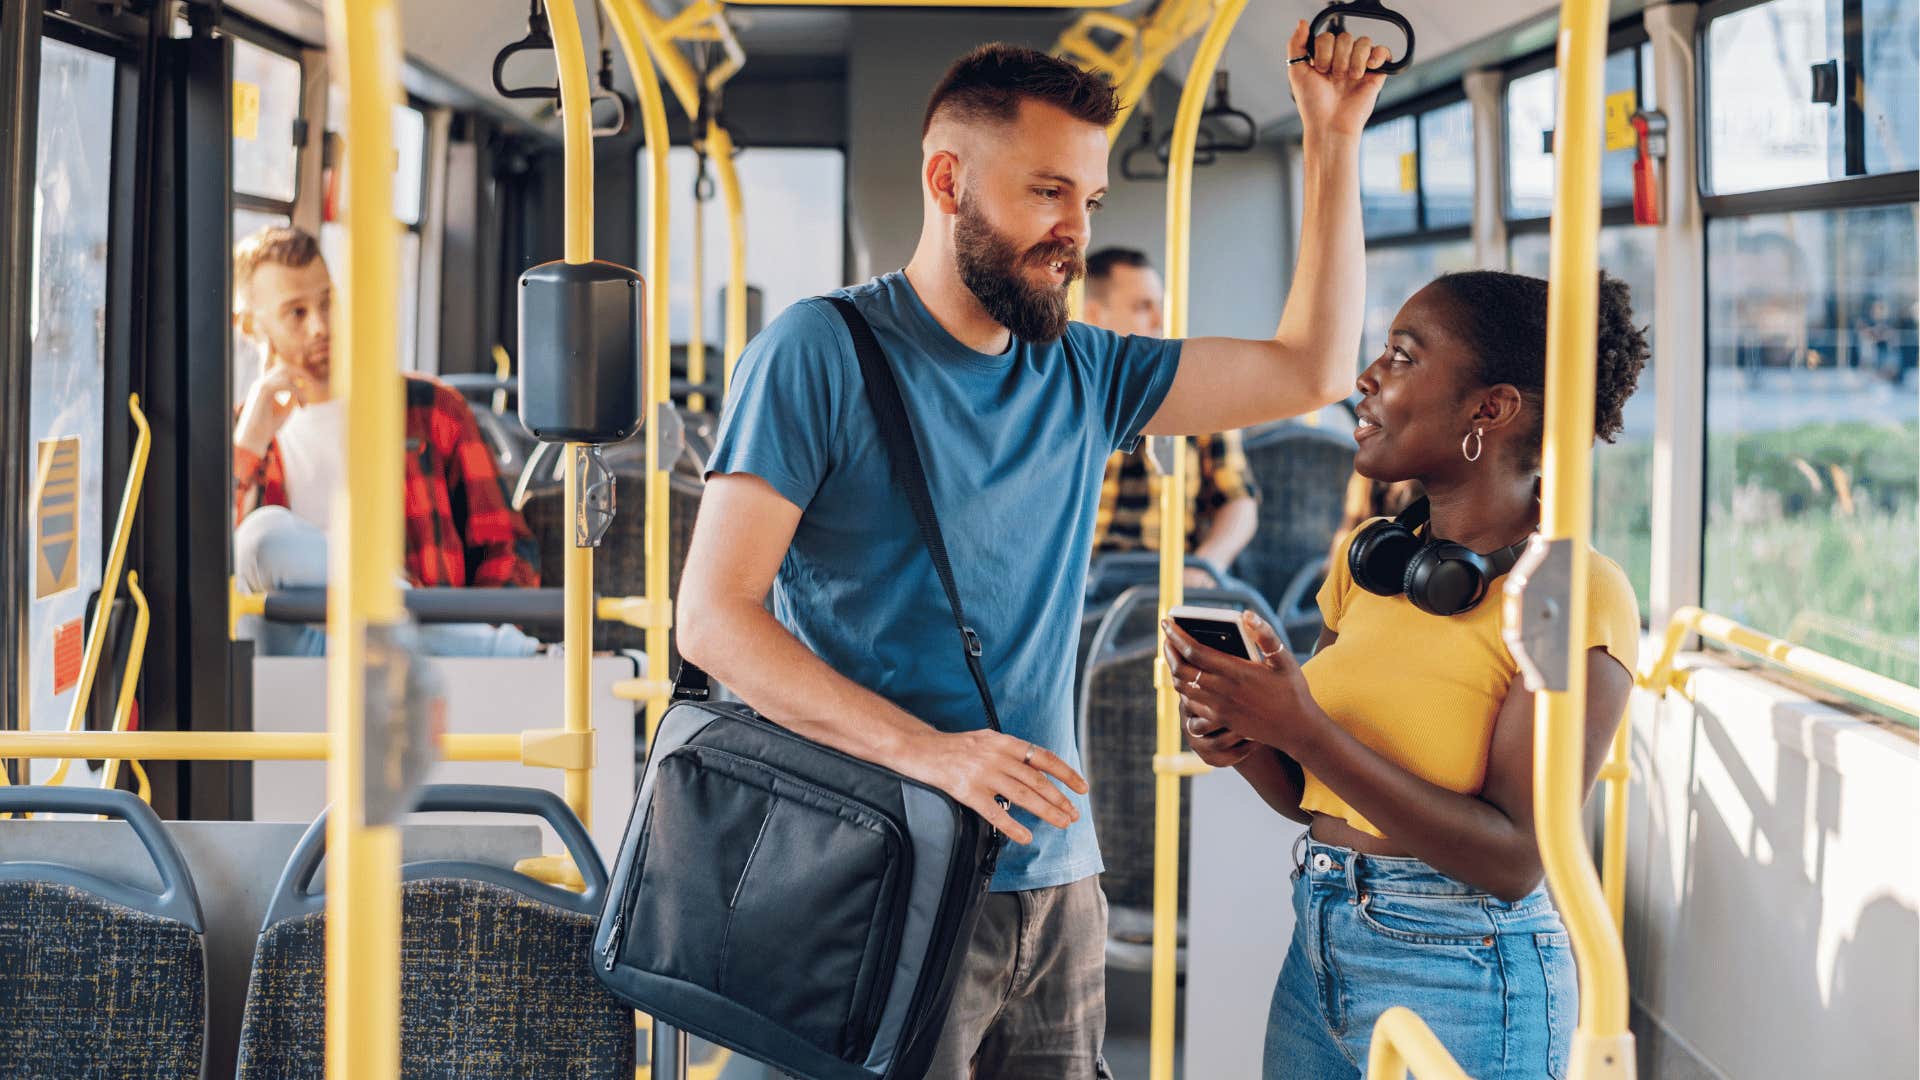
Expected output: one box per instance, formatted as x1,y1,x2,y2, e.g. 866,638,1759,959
681,24,1392,1079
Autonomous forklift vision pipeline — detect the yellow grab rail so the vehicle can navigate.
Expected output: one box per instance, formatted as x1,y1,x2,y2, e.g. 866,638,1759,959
709,122,748,395
603,0,678,745
0,729,595,766
1147,2,1250,1077
1642,606,1920,720
44,394,151,788
325,0,406,1072
98,571,151,796
545,0,600,829
689,149,708,413
1054,0,1213,142
1599,718,1629,933
1503,1,1635,1076
1365,1007,1471,1080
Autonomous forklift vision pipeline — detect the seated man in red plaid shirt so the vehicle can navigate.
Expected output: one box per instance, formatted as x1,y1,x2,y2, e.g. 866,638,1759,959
230,225,542,657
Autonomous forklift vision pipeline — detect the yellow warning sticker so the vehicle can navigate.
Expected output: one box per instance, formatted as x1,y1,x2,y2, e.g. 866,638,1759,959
1398,151,1417,193
1604,89,1638,152
234,80,261,142
33,437,81,600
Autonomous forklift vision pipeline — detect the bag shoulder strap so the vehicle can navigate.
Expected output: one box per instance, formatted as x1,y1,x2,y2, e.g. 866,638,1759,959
823,296,1001,734
674,298,1002,736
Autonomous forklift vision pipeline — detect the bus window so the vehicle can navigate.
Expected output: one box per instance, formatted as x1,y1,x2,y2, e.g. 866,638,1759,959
1359,114,1417,239
318,94,428,371
1703,204,1919,693
1510,227,1657,609
26,38,116,760
1708,0,1918,192
641,146,847,346
1505,47,1644,218
1351,94,1479,375
231,37,302,205
1417,100,1473,231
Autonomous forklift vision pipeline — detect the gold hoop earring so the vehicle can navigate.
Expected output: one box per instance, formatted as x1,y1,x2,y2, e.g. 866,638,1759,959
1462,427,1484,463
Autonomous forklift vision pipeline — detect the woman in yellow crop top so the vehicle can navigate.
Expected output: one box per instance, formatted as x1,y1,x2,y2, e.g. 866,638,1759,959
1162,270,1647,1080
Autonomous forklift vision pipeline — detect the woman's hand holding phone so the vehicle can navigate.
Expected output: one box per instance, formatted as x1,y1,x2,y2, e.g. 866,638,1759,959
1164,610,1325,756
1181,700,1258,768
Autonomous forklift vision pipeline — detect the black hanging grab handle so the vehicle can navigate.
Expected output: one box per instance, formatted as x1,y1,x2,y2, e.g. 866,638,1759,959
1306,1,1416,75
1197,71,1257,154
492,1,561,101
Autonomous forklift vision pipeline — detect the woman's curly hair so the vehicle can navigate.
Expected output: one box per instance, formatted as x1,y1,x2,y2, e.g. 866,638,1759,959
1427,270,1649,470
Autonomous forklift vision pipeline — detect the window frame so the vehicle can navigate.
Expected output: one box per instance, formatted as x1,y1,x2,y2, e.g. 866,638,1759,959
1695,0,1919,209
224,18,308,224
1359,83,1473,246
1500,24,1656,230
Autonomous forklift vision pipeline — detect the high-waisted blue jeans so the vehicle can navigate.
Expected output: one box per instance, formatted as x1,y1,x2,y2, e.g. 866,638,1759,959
1264,837,1576,1080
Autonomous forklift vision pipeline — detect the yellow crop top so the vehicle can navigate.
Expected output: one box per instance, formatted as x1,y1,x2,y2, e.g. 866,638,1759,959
1297,520,1642,839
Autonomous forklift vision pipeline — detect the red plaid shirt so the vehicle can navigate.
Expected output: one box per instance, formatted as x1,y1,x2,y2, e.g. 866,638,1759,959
234,374,540,588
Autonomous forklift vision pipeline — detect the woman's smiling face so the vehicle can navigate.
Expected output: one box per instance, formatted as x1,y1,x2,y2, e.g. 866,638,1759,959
1352,282,1485,483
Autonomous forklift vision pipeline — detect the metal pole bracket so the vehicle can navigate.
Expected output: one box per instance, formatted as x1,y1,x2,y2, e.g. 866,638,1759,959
1502,535,1577,693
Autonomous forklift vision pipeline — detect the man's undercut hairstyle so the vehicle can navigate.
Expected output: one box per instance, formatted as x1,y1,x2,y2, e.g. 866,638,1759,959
233,225,325,308
1086,247,1152,299
922,44,1120,138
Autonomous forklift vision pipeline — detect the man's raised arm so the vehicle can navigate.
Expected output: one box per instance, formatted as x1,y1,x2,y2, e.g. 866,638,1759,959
1143,21,1391,437
676,472,1087,846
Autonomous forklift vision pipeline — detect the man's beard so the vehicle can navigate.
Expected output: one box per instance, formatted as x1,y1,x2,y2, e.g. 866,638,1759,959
953,191,1083,344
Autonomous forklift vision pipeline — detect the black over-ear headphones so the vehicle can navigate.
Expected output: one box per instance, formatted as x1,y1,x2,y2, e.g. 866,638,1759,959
1346,497,1528,616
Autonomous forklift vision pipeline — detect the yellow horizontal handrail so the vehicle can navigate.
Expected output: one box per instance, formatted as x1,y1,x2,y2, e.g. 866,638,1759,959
1641,606,1920,720
0,729,582,764
1365,1007,1471,1080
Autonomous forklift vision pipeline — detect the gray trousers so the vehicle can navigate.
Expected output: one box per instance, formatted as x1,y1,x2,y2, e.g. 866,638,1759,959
925,876,1112,1080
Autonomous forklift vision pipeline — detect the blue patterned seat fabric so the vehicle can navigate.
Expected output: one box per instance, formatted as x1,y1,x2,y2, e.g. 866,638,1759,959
237,876,634,1079
0,879,206,1080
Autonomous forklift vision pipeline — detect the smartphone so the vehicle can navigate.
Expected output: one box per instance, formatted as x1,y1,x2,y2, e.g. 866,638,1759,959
1167,604,1259,661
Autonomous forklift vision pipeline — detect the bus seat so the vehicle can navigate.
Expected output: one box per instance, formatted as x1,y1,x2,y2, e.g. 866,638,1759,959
1075,585,1281,973
519,449,704,655
1232,421,1355,613
235,785,632,1079
0,786,207,1080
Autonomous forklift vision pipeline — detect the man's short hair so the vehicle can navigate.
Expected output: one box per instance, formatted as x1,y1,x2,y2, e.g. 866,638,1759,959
233,225,325,308
1086,247,1153,299
922,44,1119,137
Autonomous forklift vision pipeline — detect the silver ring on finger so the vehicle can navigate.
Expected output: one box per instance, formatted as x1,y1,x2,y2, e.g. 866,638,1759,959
1023,741,1036,767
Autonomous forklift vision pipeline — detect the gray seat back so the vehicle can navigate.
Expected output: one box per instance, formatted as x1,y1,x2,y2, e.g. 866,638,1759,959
1076,586,1279,914
236,785,633,1080
1234,422,1355,611
0,787,207,1080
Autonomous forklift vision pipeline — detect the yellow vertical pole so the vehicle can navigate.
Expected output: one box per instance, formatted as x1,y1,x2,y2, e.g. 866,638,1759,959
689,166,708,414
546,0,598,828
322,0,404,1074
709,122,748,396
1150,1,1249,1077
1524,0,1634,1075
1601,719,1630,932
603,0,676,744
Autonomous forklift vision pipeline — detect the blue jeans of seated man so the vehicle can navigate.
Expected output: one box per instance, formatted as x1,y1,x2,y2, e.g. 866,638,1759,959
1264,838,1576,1080
234,506,542,658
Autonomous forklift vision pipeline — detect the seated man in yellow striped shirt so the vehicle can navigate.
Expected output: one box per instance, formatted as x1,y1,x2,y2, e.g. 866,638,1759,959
1083,248,1260,590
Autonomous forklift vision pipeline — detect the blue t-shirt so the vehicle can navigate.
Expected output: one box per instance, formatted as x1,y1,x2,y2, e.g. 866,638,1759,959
705,271,1183,891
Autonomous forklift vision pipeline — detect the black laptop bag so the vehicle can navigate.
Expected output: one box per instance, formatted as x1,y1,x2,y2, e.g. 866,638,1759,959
593,297,1006,1080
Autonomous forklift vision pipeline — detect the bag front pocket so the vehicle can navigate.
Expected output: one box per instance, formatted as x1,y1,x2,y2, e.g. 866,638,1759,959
620,744,909,1061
